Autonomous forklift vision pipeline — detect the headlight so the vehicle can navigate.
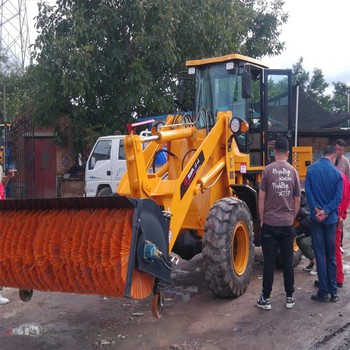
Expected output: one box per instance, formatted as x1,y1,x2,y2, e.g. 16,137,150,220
230,117,249,134
230,118,240,133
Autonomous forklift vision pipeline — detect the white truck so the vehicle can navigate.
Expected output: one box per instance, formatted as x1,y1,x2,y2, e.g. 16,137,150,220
85,135,127,197
85,131,166,197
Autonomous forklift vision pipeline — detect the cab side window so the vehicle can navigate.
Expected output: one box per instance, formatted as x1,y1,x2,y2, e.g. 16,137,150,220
88,140,112,170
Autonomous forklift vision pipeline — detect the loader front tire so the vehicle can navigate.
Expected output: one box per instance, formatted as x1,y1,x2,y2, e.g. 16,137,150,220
203,197,254,298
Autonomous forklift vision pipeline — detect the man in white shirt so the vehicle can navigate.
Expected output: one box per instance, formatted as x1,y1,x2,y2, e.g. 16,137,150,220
335,139,350,253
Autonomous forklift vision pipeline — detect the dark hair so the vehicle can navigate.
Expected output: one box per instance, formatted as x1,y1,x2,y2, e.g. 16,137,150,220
274,137,289,153
323,145,337,156
336,139,345,147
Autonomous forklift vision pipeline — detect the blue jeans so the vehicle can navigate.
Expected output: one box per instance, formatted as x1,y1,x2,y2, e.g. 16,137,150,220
261,224,295,299
310,219,337,296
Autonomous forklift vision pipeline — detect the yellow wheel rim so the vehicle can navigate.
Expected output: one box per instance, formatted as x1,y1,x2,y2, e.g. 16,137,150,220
231,221,249,276
293,236,299,252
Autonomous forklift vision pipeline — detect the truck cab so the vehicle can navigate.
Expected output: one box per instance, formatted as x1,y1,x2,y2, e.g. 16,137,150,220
85,135,126,197
85,131,165,197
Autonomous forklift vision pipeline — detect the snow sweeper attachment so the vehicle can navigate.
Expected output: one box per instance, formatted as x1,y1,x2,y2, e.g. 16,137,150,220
0,195,173,317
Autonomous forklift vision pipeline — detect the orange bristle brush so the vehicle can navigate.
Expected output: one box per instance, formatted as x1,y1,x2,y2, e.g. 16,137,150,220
0,207,154,299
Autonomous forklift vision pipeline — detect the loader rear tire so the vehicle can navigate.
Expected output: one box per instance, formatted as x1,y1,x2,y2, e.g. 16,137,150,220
202,197,254,298
276,237,302,268
292,249,302,267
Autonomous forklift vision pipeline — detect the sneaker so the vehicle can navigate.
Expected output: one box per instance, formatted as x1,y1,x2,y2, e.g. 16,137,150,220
337,282,343,288
340,247,344,254
303,262,314,272
256,294,271,310
286,296,295,309
309,270,318,276
0,295,9,305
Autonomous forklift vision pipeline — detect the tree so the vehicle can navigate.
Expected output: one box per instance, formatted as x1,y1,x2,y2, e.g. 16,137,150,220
292,57,331,110
0,51,31,123
331,82,350,113
29,0,288,152
292,57,309,89
307,68,331,110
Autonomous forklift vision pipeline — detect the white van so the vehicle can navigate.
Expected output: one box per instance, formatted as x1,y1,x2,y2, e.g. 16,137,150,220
85,135,126,197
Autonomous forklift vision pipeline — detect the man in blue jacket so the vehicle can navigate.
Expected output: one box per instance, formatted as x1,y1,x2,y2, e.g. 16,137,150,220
305,145,343,302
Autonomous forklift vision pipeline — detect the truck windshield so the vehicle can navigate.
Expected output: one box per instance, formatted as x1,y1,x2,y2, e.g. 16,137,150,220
194,63,246,129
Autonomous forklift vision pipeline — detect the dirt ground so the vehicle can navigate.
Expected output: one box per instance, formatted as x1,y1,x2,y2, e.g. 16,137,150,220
2,219,350,350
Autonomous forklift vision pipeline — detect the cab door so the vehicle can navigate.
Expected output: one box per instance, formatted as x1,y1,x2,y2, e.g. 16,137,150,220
263,69,293,164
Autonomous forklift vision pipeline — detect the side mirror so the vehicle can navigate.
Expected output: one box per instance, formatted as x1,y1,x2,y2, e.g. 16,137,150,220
90,157,96,169
177,79,185,107
78,153,83,167
242,70,252,98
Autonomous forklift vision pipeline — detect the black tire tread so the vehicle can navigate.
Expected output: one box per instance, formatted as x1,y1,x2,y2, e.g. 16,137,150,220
202,197,254,297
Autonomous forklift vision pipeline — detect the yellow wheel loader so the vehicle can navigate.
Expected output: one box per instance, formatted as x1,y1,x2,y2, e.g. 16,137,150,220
0,54,311,317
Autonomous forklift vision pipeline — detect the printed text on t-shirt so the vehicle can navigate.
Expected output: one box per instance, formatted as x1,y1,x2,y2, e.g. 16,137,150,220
271,167,292,197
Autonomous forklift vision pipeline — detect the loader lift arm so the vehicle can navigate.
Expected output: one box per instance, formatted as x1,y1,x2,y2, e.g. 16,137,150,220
118,111,243,251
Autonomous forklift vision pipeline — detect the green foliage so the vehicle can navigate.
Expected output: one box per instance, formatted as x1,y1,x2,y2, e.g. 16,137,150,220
292,58,309,89
0,51,32,122
292,57,350,113
292,57,331,110
29,0,288,153
307,68,331,110
331,82,350,113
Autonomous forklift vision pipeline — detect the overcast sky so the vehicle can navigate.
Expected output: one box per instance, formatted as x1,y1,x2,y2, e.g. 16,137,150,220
264,0,350,89
28,0,350,89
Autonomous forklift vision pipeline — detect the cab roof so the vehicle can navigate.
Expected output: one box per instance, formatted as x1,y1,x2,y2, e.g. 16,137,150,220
186,53,268,69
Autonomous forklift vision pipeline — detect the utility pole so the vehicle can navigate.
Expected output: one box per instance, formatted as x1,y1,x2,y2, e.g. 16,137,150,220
0,0,30,127
0,0,31,70
2,80,5,123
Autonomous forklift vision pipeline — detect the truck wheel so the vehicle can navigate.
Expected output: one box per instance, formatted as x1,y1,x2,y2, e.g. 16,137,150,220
97,187,113,197
202,197,254,297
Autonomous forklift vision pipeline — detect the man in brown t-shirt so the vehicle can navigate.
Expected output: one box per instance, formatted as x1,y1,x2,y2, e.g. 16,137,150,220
256,137,301,310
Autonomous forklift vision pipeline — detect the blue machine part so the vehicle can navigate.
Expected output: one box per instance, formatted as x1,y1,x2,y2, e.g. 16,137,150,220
155,150,167,166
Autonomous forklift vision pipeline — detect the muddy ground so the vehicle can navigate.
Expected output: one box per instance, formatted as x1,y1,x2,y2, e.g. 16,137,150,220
2,220,350,350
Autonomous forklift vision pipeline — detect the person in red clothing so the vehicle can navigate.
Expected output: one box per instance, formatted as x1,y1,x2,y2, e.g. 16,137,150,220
335,172,350,287
0,166,15,200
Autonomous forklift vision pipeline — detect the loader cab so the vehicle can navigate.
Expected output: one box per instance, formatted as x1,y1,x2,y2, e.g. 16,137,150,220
186,54,293,167
187,58,249,130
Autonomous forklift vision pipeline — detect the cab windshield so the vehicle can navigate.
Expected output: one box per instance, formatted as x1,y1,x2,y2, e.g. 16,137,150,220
194,63,247,130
